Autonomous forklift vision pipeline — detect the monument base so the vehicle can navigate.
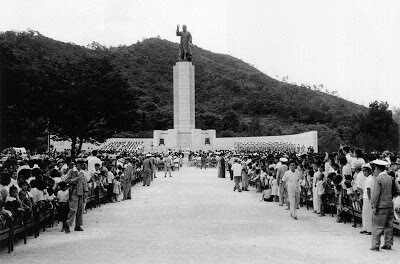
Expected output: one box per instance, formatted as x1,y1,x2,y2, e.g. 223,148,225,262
153,129,216,152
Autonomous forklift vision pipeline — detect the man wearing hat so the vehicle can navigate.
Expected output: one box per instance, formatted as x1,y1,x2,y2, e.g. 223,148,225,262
370,160,394,251
277,157,288,206
64,158,88,233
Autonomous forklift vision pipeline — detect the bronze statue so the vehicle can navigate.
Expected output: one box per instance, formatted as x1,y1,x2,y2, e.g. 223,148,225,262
176,24,192,61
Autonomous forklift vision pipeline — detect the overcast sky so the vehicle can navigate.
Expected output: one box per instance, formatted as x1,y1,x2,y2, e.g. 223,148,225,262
1,0,399,109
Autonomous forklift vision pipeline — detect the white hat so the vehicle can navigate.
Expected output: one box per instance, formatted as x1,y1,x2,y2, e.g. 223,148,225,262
146,153,153,157
353,160,363,169
279,157,288,163
361,164,372,170
19,164,31,170
371,160,389,166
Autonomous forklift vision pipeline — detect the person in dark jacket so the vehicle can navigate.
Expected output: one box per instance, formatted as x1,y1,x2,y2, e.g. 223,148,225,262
370,160,394,251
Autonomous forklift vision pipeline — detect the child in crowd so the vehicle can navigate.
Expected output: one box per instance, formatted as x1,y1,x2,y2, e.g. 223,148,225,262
260,167,268,189
253,168,262,192
56,181,69,232
260,187,273,202
5,185,24,218
271,174,278,202
19,180,33,201
19,190,33,217
113,176,122,202
316,173,326,217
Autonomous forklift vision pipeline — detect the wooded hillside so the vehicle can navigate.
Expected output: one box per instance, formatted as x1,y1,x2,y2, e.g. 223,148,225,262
1,31,397,153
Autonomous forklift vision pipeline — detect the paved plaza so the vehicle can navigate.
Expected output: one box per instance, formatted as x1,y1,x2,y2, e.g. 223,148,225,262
2,166,399,264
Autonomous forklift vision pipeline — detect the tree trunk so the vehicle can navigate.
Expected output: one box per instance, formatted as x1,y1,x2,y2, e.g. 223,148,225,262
77,135,84,154
71,136,77,160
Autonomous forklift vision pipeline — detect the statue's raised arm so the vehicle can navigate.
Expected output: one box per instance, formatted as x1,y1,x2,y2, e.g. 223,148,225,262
176,24,192,62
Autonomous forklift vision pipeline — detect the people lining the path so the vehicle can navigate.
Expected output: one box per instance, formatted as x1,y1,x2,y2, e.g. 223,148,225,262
211,146,400,251
1,146,400,252
0,149,186,240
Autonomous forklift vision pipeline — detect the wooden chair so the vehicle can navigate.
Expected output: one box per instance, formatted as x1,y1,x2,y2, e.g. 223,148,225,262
0,218,12,253
350,196,363,228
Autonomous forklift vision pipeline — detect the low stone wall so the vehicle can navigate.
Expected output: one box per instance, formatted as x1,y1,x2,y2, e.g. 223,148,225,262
214,131,318,152
51,131,318,153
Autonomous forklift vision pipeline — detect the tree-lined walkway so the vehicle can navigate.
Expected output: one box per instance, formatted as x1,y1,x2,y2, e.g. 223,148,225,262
2,167,399,263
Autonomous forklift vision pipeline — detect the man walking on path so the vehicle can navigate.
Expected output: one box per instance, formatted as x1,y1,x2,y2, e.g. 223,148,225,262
370,160,394,251
228,155,235,181
164,154,172,177
122,158,134,200
142,154,153,186
150,155,157,180
277,158,288,206
232,158,242,192
282,160,302,220
64,158,88,233
241,158,249,191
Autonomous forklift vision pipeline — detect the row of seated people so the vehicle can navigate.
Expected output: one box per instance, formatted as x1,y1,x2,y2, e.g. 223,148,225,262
234,142,313,154
100,141,144,152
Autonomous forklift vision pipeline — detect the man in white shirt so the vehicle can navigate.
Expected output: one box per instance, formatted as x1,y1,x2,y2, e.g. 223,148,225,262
360,164,373,235
87,150,102,174
277,158,288,206
232,159,242,192
282,160,302,220
343,146,353,165
354,164,366,194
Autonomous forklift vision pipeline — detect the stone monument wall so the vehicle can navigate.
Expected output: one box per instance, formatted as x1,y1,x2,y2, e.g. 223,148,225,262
214,131,318,152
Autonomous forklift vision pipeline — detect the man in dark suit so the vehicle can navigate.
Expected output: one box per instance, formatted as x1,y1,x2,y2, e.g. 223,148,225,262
64,158,88,233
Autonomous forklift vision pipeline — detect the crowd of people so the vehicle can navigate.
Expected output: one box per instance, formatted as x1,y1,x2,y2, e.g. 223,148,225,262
212,147,400,251
0,149,185,239
1,146,400,252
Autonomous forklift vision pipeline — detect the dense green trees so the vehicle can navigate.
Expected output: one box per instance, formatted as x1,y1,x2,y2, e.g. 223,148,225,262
348,101,399,152
0,31,139,157
0,31,399,153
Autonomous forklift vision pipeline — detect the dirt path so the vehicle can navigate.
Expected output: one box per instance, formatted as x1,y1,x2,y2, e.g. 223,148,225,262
2,166,399,264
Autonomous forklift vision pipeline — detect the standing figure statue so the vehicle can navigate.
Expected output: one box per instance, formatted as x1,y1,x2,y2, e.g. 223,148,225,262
176,24,192,61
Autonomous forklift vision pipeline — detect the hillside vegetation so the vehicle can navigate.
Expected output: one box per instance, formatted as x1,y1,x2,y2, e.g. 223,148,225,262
1,30,397,153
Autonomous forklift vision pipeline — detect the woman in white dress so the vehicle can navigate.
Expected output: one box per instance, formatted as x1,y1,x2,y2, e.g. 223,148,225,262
360,164,373,235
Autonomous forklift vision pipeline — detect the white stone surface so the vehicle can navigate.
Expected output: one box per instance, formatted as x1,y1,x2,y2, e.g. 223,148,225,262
173,62,195,132
214,131,318,152
154,62,216,151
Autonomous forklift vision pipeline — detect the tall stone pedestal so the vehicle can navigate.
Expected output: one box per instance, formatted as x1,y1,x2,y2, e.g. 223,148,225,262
153,61,215,152
173,62,195,131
